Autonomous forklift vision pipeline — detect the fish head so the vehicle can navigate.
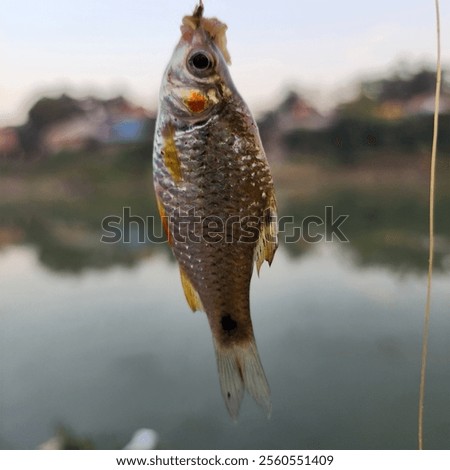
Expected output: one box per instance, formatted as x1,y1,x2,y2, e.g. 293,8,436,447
160,3,235,122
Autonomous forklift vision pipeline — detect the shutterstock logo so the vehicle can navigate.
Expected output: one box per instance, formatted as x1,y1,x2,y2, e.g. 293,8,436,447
100,206,349,244
278,206,349,243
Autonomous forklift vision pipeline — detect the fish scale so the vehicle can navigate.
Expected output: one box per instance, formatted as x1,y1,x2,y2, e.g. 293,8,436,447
153,2,277,419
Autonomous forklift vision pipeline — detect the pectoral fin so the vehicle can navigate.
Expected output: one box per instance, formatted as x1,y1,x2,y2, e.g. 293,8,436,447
180,268,203,312
254,194,278,275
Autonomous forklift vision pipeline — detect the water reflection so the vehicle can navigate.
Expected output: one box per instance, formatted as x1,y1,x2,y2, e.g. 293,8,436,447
1,242,450,449
2,178,450,275
1,157,450,449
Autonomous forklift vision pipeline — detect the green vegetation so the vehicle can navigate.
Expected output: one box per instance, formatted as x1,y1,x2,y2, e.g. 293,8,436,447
284,114,450,167
261,67,450,166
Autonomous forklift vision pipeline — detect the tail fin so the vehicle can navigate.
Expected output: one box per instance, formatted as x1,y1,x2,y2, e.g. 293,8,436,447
213,337,271,420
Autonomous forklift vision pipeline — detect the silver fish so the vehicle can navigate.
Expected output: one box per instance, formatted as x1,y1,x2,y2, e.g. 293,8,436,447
153,2,278,419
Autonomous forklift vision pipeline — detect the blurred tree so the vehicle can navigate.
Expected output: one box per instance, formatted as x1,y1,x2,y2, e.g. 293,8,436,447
361,69,446,103
336,94,378,119
28,95,83,130
18,95,83,156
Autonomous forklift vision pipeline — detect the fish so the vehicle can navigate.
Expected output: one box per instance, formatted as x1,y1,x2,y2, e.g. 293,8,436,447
152,1,278,419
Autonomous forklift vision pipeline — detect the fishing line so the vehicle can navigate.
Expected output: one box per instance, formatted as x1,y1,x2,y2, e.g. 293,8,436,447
418,0,441,451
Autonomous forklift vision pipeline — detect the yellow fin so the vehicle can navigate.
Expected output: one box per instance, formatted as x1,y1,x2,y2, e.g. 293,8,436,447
180,268,204,312
255,194,278,275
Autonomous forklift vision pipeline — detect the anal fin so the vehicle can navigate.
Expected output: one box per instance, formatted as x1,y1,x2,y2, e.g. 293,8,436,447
180,268,203,312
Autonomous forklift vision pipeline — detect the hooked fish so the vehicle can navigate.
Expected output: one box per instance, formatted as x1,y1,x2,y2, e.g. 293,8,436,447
153,1,278,419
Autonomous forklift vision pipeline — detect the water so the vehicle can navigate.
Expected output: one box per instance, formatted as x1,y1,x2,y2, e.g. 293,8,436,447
1,156,450,449
1,237,450,449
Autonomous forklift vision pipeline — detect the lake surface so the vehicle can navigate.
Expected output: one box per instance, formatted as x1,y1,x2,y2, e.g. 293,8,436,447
1,234,450,449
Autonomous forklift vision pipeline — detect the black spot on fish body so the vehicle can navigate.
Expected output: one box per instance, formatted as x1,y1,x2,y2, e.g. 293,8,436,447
221,314,237,332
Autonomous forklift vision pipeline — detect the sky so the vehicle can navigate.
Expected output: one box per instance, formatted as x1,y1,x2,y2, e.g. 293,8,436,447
0,0,449,126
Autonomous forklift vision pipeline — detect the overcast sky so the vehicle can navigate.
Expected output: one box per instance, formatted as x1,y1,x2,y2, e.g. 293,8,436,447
0,0,448,126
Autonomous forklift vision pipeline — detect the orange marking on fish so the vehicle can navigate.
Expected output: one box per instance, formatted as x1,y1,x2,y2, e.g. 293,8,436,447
162,123,183,182
184,90,208,113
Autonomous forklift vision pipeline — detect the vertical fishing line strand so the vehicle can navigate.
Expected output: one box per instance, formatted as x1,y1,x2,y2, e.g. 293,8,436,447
418,0,441,451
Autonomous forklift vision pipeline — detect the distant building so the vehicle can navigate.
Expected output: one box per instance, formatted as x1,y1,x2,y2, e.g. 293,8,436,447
374,93,450,121
276,92,329,131
403,93,450,116
109,119,146,143
40,96,152,154
375,101,405,120
258,92,329,162
43,116,103,154
0,127,21,157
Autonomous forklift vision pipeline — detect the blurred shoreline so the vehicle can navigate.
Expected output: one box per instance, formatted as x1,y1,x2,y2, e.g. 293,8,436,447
1,66,449,274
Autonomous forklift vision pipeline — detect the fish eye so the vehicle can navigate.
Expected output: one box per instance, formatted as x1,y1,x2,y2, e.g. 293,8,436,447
188,51,214,75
